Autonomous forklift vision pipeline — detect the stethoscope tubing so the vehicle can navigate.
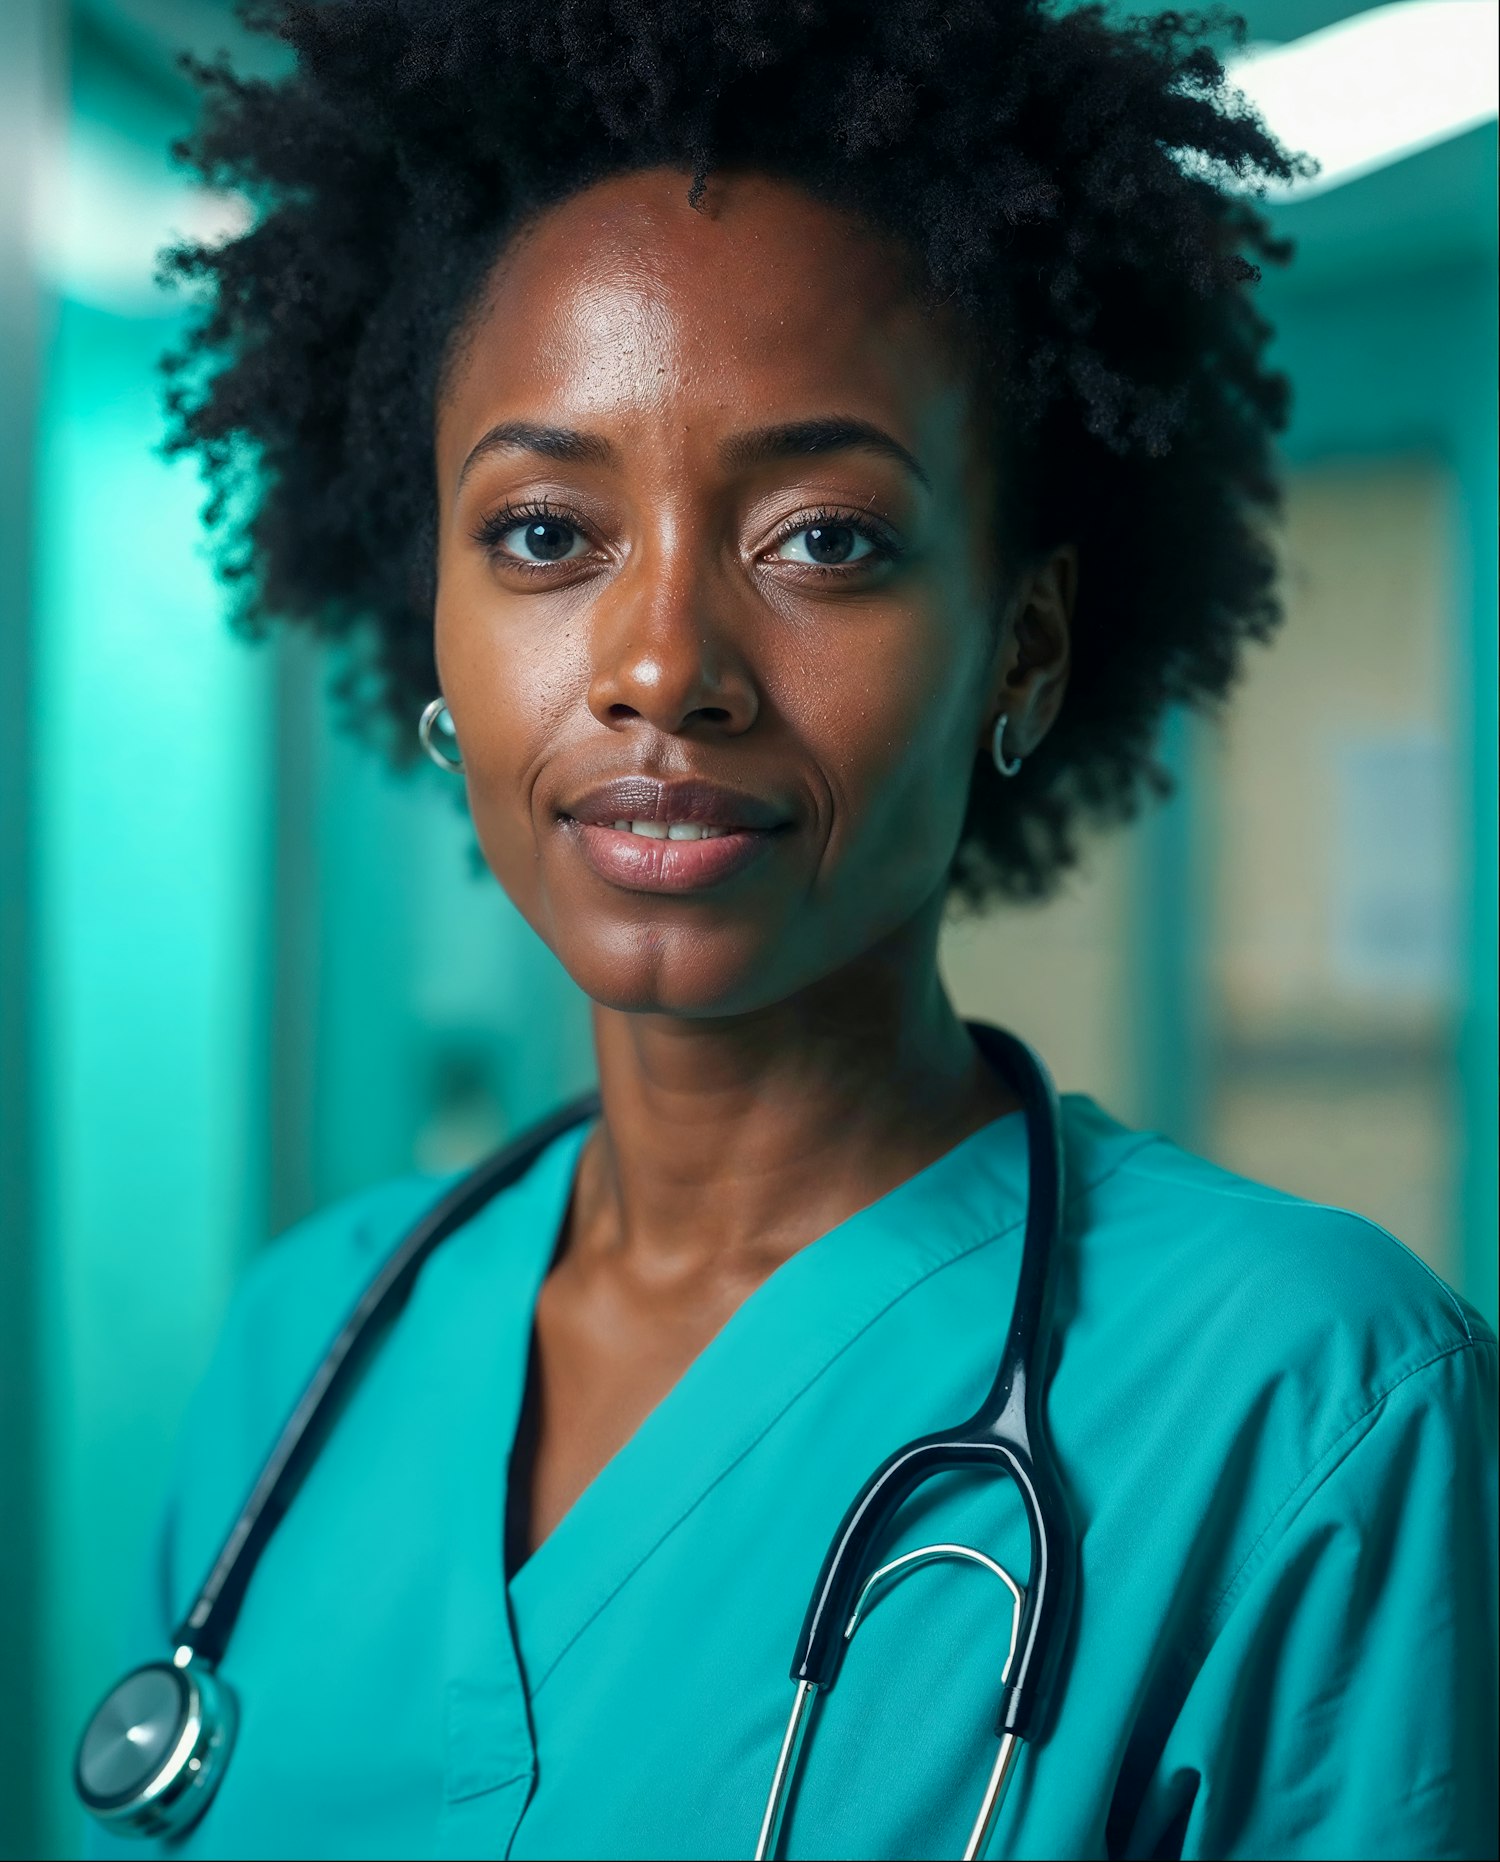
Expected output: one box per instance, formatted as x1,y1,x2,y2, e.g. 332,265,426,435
787,1024,1074,1743
77,1022,1076,1860
175,1087,603,1665
755,1025,1074,1859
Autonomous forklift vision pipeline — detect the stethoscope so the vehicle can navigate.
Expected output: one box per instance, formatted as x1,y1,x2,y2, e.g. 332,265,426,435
75,1020,1076,1858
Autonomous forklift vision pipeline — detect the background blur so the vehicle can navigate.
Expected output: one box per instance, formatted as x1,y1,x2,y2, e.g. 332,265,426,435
2,1,1496,1853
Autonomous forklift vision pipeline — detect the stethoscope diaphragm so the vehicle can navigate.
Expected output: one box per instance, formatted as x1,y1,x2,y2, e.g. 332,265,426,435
75,1655,237,1839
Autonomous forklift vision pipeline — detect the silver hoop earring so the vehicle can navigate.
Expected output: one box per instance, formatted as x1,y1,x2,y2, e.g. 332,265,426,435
418,696,464,773
991,713,1023,778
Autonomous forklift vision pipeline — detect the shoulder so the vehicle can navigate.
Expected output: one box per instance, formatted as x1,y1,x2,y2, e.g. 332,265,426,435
166,1113,591,1557
1060,1094,1493,1442
216,1170,453,1419
158,1171,456,1586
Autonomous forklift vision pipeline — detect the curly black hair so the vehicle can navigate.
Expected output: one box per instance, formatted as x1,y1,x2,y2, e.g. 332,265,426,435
163,0,1303,907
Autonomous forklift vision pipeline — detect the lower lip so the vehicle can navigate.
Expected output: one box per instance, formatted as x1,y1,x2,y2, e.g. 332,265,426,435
565,821,782,893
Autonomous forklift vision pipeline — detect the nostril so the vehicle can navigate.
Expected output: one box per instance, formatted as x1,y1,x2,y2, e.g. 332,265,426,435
603,702,733,726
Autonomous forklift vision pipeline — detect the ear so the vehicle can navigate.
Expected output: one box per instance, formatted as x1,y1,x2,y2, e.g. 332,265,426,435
978,544,1076,758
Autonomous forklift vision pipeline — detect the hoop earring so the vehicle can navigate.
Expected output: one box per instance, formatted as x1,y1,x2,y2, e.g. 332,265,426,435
991,713,1023,778
418,696,464,773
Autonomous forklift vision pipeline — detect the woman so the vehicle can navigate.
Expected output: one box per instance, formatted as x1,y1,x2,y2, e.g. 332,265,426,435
83,1,1496,1857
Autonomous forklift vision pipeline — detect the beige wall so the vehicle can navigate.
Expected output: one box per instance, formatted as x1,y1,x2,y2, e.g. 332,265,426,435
1204,457,1458,1275
941,833,1138,1120
939,457,1459,1276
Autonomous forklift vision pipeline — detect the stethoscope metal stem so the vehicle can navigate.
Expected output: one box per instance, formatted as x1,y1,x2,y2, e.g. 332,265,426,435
755,1540,1028,1860
965,1734,1021,1861
754,1680,816,1861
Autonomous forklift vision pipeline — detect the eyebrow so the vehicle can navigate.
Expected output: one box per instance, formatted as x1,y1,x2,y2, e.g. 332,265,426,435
455,413,930,494
456,420,616,492
720,417,931,490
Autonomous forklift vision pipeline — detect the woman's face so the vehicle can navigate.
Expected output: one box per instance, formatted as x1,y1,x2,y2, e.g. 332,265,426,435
433,167,1068,1015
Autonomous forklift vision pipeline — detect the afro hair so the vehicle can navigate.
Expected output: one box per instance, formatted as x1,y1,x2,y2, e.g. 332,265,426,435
163,0,1304,906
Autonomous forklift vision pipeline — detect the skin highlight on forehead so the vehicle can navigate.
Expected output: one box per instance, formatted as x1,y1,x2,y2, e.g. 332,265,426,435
435,166,988,533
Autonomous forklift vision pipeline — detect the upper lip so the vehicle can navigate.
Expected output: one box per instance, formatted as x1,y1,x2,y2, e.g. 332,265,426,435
561,776,791,832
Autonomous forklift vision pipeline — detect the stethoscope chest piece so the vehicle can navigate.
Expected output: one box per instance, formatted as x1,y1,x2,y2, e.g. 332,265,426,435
75,1654,237,1839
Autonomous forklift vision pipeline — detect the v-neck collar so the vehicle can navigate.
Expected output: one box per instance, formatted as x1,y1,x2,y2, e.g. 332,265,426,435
425,1120,595,1820
504,1102,1038,1699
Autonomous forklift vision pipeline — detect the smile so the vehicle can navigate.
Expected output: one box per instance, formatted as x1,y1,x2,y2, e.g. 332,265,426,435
564,818,782,893
608,820,733,840
555,773,794,891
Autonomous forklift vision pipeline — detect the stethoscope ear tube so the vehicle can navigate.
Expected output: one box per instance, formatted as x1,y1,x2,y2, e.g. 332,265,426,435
785,1024,1077,1745
990,1439,1074,1743
970,1022,1076,1746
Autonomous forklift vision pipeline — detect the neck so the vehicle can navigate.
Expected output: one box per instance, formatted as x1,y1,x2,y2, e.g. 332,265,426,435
571,893,1019,1275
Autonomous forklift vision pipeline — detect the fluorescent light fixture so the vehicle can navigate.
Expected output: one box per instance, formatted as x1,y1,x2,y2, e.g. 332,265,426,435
1225,0,1499,199
36,111,250,314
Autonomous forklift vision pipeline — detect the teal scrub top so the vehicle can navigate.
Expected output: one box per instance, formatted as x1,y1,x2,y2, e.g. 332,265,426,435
95,1094,1498,1859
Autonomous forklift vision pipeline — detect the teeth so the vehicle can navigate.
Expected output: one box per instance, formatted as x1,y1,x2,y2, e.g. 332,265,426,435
608,819,731,840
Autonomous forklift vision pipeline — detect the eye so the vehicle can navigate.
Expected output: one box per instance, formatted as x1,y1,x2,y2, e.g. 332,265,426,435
494,515,589,564
772,521,878,567
470,500,597,569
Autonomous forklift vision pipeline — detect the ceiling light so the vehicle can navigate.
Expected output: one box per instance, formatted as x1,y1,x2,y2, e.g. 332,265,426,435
1225,0,1499,199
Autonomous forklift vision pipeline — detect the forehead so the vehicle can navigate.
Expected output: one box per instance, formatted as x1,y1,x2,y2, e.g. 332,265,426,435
437,166,974,469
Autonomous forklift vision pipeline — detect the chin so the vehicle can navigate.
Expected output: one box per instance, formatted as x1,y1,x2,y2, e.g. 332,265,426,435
552,914,795,1019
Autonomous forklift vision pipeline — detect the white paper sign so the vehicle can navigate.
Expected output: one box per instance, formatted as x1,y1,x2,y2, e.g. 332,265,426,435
1328,730,1457,1003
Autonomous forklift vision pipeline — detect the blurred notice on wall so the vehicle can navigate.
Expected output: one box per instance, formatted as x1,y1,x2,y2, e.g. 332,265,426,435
1327,730,1457,1004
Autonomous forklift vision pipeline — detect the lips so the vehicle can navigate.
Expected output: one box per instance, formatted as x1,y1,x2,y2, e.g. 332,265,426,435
558,776,792,893
560,776,790,834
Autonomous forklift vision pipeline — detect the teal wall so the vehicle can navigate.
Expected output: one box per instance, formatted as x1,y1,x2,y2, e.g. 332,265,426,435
31,295,275,1858
0,1,59,1850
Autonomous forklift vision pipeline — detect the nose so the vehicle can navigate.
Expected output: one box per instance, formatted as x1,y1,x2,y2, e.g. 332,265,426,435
585,535,760,740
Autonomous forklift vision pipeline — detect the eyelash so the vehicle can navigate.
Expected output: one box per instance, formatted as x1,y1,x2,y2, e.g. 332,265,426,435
469,498,579,574
767,506,904,574
470,500,904,575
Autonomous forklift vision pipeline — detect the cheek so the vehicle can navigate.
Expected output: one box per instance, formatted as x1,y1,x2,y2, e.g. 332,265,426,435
433,569,587,895
789,588,990,868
